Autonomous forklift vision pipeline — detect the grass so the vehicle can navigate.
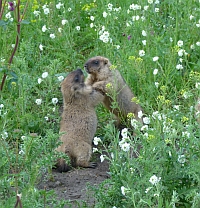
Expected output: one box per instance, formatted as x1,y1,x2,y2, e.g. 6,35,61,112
0,0,200,207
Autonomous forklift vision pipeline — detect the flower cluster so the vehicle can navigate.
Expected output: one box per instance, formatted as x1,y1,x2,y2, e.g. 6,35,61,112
99,27,112,43
119,128,130,152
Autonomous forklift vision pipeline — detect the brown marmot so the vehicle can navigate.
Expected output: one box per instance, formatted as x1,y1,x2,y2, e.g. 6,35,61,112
84,56,143,127
55,68,104,172
195,98,200,124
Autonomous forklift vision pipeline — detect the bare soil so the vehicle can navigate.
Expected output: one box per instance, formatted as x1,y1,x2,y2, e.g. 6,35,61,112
38,153,110,208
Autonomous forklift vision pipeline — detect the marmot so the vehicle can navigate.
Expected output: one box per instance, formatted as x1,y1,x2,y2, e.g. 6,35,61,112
84,56,143,127
195,98,200,124
55,68,104,172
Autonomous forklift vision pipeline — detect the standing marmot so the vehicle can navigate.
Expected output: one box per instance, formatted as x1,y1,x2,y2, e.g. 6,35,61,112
195,98,200,124
84,56,143,127
55,68,104,172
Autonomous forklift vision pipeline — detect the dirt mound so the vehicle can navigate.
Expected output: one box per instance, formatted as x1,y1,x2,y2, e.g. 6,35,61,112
38,154,110,207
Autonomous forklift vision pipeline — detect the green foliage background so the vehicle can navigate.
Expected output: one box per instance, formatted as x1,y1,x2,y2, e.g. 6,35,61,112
0,0,200,207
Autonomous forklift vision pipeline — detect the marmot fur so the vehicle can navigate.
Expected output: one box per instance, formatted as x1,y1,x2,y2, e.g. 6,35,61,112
84,56,143,127
55,68,104,172
195,98,200,124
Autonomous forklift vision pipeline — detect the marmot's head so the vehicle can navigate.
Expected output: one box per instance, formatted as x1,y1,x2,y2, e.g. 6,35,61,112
84,56,112,79
61,68,85,96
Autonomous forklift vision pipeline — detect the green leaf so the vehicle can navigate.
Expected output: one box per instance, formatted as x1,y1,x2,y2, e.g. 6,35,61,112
9,71,18,79
21,20,30,25
0,20,7,27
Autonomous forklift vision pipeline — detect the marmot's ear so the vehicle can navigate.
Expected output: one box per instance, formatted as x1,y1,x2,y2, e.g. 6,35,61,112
104,58,109,65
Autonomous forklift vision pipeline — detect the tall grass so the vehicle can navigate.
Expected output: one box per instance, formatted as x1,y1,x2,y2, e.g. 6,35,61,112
0,0,200,207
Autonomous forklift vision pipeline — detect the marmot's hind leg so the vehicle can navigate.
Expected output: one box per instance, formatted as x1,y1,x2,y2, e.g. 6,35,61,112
74,142,97,168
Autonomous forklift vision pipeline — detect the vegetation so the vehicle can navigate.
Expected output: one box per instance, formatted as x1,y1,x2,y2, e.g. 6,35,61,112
0,0,200,207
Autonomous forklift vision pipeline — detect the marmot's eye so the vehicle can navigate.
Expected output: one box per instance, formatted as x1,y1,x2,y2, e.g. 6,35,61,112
74,75,79,82
94,60,99,65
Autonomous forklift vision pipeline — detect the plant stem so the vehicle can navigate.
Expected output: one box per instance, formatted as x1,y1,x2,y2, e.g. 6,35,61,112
0,0,22,91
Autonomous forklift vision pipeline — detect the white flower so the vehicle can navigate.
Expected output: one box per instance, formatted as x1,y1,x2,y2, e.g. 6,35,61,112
1,131,8,139
93,137,101,145
121,128,128,138
57,27,62,33
144,6,149,10
177,40,183,47
173,105,180,110
19,149,25,155
39,44,43,51
121,142,130,152
43,7,50,15
131,118,139,129
149,175,161,185
42,72,48,78
58,76,64,82
121,186,126,195
178,49,185,57
38,78,43,84
141,125,148,131
190,44,195,49
139,50,145,57
90,16,95,21
76,26,80,31
195,82,200,89
142,40,146,45
103,11,108,18
178,154,186,164
155,82,159,88
143,117,150,124
0,58,5,62
182,131,190,138
44,116,49,121
42,25,47,32
176,64,183,70
100,154,106,162
52,98,58,105
42,4,47,9
153,56,159,62
142,30,147,36
116,45,120,50
107,3,113,11
35,99,42,105
138,110,143,119
68,7,72,12
50,34,55,39
5,12,11,19
189,15,194,20
152,111,162,120
93,147,98,153
153,69,158,75
170,37,173,42
196,42,200,46
0,104,4,108
148,0,153,4
33,10,40,16
56,2,64,9
62,19,68,25
90,23,94,28
145,187,152,193
155,8,159,12
155,0,160,3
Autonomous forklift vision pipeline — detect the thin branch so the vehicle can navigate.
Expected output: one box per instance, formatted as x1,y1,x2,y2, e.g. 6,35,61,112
0,0,7,20
0,0,23,91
